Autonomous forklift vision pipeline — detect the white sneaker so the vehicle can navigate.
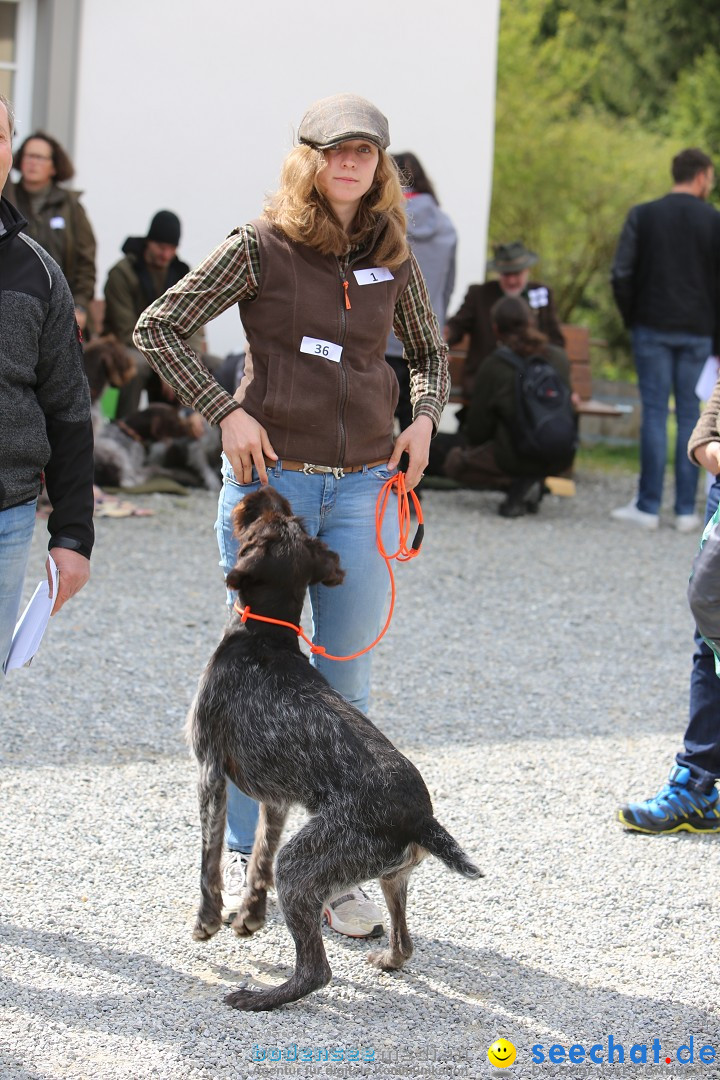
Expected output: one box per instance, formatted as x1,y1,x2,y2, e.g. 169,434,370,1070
323,886,384,938
675,513,701,534
610,501,659,530
221,850,250,917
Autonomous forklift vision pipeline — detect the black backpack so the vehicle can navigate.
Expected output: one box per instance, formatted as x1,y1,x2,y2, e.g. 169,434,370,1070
497,346,577,470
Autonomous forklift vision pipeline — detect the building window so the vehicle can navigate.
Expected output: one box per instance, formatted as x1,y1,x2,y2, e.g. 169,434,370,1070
0,1,18,101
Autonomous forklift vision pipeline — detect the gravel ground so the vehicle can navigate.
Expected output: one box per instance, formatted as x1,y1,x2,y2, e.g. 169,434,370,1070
1,469,719,1080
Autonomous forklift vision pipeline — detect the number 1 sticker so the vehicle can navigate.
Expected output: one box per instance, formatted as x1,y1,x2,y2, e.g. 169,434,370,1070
353,267,394,285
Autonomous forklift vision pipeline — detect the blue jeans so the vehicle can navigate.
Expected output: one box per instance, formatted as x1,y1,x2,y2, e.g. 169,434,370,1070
0,500,37,675
678,477,720,792
215,457,400,853
632,326,710,515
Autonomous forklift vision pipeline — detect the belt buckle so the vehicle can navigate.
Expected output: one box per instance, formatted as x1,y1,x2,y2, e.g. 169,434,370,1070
302,462,345,478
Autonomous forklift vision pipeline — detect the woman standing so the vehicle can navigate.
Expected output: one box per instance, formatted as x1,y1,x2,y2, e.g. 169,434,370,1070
134,93,448,937
6,132,96,334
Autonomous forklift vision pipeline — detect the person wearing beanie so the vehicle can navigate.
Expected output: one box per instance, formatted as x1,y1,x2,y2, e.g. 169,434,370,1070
133,93,448,951
103,209,213,416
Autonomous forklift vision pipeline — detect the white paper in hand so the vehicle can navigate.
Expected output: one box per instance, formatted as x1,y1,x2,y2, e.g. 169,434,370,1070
695,356,720,402
3,555,59,672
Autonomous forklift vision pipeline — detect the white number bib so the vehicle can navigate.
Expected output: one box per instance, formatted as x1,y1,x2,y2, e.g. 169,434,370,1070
353,267,394,286
300,336,343,362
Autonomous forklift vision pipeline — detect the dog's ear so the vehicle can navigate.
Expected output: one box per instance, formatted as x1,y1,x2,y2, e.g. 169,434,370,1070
305,537,345,587
232,487,292,535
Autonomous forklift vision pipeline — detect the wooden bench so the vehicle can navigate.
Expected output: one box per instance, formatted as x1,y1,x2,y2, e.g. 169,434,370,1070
447,323,624,418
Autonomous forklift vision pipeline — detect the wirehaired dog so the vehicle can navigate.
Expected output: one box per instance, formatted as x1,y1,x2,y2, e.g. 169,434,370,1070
92,403,190,488
187,486,482,1012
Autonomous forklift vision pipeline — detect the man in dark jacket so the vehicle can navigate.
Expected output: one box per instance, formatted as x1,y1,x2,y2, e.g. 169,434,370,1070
104,210,211,417
610,147,720,532
445,241,565,399
0,95,94,673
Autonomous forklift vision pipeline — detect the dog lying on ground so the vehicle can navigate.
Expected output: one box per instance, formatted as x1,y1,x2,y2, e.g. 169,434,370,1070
93,403,222,491
187,486,481,1011
92,403,190,488
146,417,222,492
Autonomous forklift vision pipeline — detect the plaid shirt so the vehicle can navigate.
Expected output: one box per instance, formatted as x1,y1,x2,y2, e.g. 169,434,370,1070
133,223,449,430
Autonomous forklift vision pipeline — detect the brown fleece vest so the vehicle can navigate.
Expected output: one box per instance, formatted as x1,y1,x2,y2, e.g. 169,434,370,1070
235,218,411,466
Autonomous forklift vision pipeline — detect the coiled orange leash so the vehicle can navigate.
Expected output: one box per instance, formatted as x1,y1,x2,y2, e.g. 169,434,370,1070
233,472,423,661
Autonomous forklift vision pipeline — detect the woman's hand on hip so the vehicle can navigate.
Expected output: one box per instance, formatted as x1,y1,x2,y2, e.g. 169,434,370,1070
219,408,277,485
388,414,433,489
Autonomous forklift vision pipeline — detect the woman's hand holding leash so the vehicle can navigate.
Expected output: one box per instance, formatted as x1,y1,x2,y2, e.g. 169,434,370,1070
220,407,278,486
388,414,433,488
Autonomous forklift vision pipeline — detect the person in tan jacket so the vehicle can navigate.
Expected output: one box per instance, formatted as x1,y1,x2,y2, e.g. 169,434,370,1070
4,131,96,334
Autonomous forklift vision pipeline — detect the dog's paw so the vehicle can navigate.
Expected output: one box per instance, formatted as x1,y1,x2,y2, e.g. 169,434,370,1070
224,987,270,1012
230,907,266,938
366,948,405,972
192,916,222,941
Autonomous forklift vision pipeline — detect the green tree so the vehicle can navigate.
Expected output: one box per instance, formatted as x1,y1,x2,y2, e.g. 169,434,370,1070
665,47,720,157
538,0,720,125
490,0,674,365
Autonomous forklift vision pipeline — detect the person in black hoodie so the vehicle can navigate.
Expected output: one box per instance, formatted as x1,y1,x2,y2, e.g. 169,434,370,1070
104,210,216,417
0,94,94,673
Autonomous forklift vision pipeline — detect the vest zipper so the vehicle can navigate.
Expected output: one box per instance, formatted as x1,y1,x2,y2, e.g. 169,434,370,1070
336,249,372,465
336,257,350,465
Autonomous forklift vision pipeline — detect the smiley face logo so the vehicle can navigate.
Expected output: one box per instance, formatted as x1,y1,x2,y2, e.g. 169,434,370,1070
487,1039,517,1068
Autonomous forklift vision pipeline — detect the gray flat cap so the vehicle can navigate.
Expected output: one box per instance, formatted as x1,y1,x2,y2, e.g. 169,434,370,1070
298,93,390,150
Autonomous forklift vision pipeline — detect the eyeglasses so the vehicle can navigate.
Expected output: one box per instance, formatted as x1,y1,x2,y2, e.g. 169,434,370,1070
23,153,52,162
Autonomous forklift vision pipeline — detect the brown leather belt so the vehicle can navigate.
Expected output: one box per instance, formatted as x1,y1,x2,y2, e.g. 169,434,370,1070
266,457,387,479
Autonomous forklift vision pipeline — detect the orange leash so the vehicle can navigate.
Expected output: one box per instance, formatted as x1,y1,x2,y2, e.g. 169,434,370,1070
233,472,423,661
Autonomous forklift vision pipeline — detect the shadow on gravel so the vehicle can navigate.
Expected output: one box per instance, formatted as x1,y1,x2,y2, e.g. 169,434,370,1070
1,921,716,1072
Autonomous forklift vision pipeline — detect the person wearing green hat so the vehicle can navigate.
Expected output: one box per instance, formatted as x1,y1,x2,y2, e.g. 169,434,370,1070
446,240,565,403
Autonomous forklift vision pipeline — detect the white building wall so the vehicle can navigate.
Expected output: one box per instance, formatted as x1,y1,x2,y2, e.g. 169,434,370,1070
73,0,499,356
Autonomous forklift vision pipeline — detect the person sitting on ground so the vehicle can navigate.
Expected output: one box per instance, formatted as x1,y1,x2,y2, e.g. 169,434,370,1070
385,151,456,432
428,296,576,518
3,130,97,335
445,240,565,403
103,210,220,417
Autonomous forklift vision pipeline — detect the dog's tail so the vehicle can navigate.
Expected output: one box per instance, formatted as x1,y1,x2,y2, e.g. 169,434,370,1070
416,817,483,879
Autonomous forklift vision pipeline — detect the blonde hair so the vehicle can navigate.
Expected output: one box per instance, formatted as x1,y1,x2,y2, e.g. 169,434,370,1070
264,145,409,269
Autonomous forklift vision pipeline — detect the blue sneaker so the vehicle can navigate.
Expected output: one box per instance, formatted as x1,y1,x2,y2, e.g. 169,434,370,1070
617,766,720,834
